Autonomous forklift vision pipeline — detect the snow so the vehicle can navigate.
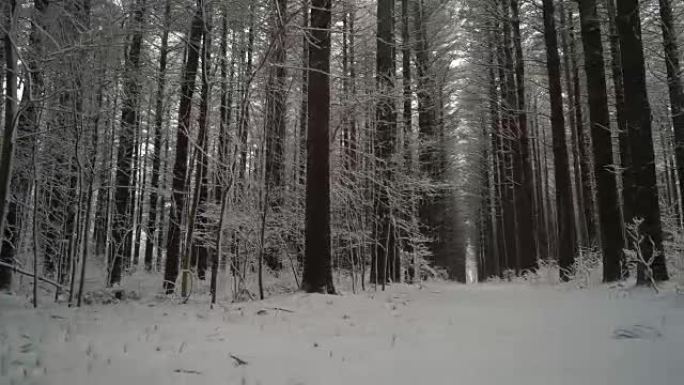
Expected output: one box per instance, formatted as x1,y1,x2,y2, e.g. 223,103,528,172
2,281,684,385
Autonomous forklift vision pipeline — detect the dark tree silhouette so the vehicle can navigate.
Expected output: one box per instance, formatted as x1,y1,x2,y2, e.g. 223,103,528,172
0,0,18,290
577,0,625,281
371,0,398,285
510,0,537,271
657,0,684,224
615,0,669,283
301,0,335,294
541,0,576,280
163,0,204,294
604,0,631,226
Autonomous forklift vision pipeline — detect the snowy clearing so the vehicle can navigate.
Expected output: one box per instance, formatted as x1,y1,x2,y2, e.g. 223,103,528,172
2,282,684,385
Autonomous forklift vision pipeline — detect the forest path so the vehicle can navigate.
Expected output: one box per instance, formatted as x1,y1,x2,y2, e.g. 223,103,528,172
2,282,684,385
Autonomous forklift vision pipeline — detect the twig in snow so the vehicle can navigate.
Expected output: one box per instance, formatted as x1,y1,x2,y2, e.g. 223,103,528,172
229,354,249,366
265,306,295,313
174,369,202,375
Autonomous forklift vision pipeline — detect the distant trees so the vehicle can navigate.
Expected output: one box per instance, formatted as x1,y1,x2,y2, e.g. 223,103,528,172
3,0,681,302
468,0,675,284
414,0,465,282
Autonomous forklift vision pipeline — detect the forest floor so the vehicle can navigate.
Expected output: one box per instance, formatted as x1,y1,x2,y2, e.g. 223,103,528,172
2,277,684,385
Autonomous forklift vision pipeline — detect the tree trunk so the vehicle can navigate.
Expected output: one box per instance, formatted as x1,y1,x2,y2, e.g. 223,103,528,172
499,0,519,272
577,0,625,282
238,10,254,183
487,25,504,277
615,0,669,283
541,0,577,280
263,0,288,270
531,96,550,260
371,0,398,285
265,0,288,203
298,0,309,186
568,9,595,246
401,0,411,171
190,12,213,281
604,0,631,227
1,0,48,289
510,0,537,271
163,0,204,294
216,6,235,273
111,0,146,286
665,130,682,225
559,0,588,246
301,0,335,294
400,0,416,280
657,0,684,230
0,0,17,290
144,0,171,272
156,122,171,272
132,111,151,267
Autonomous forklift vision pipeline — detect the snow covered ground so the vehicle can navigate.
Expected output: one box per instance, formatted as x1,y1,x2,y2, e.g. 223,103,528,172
2,281,684,385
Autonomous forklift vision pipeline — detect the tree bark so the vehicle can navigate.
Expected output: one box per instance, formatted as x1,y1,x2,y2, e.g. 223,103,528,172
238,9,254,183
510,0,537,271
499,0,519,272
657,0,684,230
190,11,213,281
577,0,625,282
615,0,668,283
487,25,504,277
265,0,288,203
144,0,171,272
568,9,595,246
163,0,204,294
371,0,398,285
559,0,588,246
401,0,411,171
298,0,309,186
263,0,288,270
0,0,49,288
111,0,146,286
301,0,335,294
541,0,577,280
604,0,631,227
0,0,17,290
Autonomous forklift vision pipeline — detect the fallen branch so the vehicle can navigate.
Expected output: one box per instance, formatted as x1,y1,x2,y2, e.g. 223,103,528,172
268,306,294,313
229,354,248,366
173,369,202,375
0,260,64,290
